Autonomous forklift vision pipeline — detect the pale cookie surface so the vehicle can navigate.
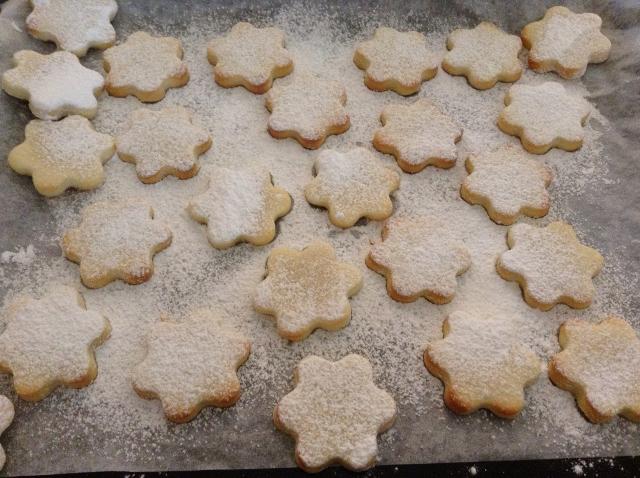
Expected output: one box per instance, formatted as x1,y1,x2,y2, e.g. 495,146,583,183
353,26,438,95
522,6,611,80
116,106,212,183
373,99,462,173
103,31,189,102
0,396,14,470
132,309,251,423
26,0,118,57
498,82,591,155
274,354,396,472
62,201,172,288
304,147,400,228
425,311,541,419
187,167,291,249
549,316,640,423
207,21,293,94
461,143,552,225
9,115,115,197
1,50,104,120
254,242,363,341
0,285,110,401
497,221,604,311
367,216,471,304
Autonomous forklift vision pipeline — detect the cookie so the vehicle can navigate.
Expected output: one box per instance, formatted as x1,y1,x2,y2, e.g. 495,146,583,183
116,106,212,183
304,147,400,228
442,22,523,90
207,22,293,94
0,396,14,471
8,116,115,197
549,316,640,423
460,143,552,225
521,6,611,80
132,309,251,423
424,311,541,419
1,50,104,120
373,99,462,173
496,222,604,311
367,216,471,304
254,242,363,341
62,200,172,288
265,73,349,149
0,285,110,401
498,82,591,155
187,167,291,249
353,26,438,95
274,354,396,472
103,31,189,102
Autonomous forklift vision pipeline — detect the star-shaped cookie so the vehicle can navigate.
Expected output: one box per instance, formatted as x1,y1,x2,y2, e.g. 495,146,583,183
254,242,363,341
207,21,293,94
0,285,110,401
497,222,604,311
274,354,396,472
0,396,14,471
62,200,172,288
353,26,439,95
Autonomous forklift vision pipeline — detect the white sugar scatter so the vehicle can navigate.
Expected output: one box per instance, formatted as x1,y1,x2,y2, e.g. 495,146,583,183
1,245,35,265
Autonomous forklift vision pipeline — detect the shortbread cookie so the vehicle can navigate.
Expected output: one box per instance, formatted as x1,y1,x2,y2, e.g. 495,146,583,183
522,6,611,80
103,31,189,102
442,22,523,90
498,82,591,155
461,144,552,225
304,148,400,228
549,316,640,423
425,311,541,418
497,222,604,311
265,73,350,149
9,116,115,197
116,106,211,183
62,201,172,288
0,396,14,470
1,50,104,120
353,27,438,95
274,354,396,472
132,309,251,423
0,285,110,401
254,242,363,341
367,216,471,304
207,22,293,94
373,99,462,173
26,0,118,57
187,167,291,249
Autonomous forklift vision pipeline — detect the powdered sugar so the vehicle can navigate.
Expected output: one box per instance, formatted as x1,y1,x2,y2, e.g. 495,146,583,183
0,245,35,265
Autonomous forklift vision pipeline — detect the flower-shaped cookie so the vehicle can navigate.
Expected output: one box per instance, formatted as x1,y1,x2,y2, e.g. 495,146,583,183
254,242,363,341
132,309,251,423
498,82,591,155
367,216,471,304
9,116,115,197
62,200,172,288
442,22,523,90
425,311,541,418
116,106,212,183
26,0,118,57
0,285,110,401
103,31,189,102
373,99,462,173
187,167,291,249
461,144,552,225
549,316,640,423
265,73,350,149
274,354,396,472
304,148,400,228
207,22,293,94
522,6,611,79
1,50,104,120
497,222,604,311
353,26,439,95
0,396,14,470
